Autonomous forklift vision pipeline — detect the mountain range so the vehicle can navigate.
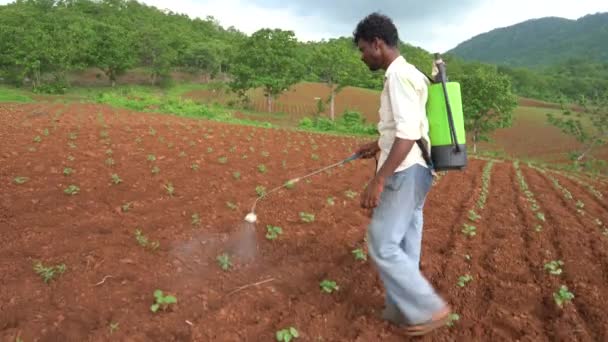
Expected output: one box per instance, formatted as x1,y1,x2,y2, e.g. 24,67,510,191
447,12,608,69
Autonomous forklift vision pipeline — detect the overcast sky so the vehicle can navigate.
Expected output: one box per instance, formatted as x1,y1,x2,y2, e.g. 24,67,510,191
1,0,606,52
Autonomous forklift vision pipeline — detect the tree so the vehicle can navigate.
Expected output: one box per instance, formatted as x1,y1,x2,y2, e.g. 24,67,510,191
547,92,608,161
92,22,135,86
459,65,518,153
229,28,304,112
310,38,360,120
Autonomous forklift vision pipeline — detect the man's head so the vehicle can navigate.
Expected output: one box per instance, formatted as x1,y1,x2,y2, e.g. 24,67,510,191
353,13,400,71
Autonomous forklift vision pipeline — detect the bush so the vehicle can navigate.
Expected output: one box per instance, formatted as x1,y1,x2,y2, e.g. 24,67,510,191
298,110,377,135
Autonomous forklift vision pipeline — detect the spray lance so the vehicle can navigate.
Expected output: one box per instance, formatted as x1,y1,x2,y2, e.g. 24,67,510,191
244,152,361,223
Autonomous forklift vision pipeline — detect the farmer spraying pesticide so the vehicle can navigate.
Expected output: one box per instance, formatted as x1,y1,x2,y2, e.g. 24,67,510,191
353,13,453,336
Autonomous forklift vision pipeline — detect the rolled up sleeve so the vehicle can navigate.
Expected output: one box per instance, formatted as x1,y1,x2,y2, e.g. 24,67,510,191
387,73,422,141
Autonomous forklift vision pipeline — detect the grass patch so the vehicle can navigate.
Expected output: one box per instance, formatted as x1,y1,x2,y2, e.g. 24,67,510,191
0,86,32,102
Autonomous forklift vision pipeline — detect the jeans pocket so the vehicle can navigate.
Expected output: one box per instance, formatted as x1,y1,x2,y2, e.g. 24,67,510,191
384,172,405,191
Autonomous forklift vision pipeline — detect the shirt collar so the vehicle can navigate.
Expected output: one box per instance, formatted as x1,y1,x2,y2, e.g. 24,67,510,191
385,55,406,77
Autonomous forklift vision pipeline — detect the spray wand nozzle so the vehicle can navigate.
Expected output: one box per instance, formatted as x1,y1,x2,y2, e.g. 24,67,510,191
242,152,361,224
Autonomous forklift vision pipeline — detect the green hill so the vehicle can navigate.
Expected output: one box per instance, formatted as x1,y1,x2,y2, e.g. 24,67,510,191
448,13,608,68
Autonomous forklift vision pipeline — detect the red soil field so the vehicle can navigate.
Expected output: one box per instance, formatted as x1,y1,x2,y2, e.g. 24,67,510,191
1,102,607,341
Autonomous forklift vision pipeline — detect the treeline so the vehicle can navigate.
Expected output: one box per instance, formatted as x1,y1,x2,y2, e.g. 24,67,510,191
0,0,604,104
0,0,416,92
498,59,608,102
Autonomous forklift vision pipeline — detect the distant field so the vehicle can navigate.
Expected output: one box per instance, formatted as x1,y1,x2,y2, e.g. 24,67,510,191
2,80,606,168
184,81,608,165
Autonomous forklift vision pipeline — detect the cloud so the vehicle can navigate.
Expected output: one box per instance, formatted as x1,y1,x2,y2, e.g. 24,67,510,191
246,0,484,48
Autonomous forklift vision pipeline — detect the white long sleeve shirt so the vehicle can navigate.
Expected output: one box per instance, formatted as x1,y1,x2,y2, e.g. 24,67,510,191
376,55,431,173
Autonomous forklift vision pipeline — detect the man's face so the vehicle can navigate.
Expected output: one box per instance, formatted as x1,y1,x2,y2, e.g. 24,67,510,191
357,38,382,71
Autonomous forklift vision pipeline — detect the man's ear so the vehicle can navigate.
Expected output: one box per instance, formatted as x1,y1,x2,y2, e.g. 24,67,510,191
373,37,383,52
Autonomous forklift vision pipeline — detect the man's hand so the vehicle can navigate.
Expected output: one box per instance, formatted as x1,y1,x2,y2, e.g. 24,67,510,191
355,140,380,159
361,176,385,209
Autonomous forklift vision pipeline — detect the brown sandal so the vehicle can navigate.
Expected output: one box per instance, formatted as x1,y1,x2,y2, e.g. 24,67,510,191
404,307,451,336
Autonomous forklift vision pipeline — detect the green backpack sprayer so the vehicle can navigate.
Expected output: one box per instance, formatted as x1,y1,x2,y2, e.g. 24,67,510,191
416,53,467,171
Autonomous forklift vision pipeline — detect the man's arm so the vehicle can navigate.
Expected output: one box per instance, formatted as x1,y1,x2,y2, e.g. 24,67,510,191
378,71,422,179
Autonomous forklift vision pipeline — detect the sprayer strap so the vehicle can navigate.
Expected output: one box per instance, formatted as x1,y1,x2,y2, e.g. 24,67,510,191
416,138,433,169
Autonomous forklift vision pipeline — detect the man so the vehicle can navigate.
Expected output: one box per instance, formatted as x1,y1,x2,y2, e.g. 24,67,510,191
353,12,451,336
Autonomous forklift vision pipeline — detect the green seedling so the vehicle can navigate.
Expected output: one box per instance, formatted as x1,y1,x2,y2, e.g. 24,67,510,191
266,225,283,240
462,224,476,237
261,151,269,157
64,185,80,195
147,154,156,162
276,327,299,342
457,274,473,287
320,279,339,293
67,155,75,161
284,180,296,189
99,130,109,138
191,163,199,171
218,156,228,164
536,212,546,222
534,224,543,232
164,183,175,196
255,186,267,197
544,260,564,275
326,197,335,206
207,147,213,153
121,202,132,212
179,151,186,157
68,132,78,140
63,167,73,176
13,176,29,184
352,248,367,261
446,313,460,327
135,229,159,250
468,209,481,222
105,158,115,166
109,322,119,334
299,212,315,223
43,128,49,136
344,190,357,199
33,261,66,283
553,285,574,308
33,135,41,143
150,289,177,313
111,173,122,185
311,153,319,160
151,166,160,175
217,253,232,271
191,213,201,227
68,141,77,149
464,254,472,262
226,202,238,210
576,200,584,209
148,127,156,136
257,164,267,173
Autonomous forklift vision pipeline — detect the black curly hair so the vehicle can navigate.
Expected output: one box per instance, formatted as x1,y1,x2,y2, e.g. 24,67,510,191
353,12,399,47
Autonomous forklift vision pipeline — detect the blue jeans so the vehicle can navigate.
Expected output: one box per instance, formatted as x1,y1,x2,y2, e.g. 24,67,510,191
367,164,446,325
